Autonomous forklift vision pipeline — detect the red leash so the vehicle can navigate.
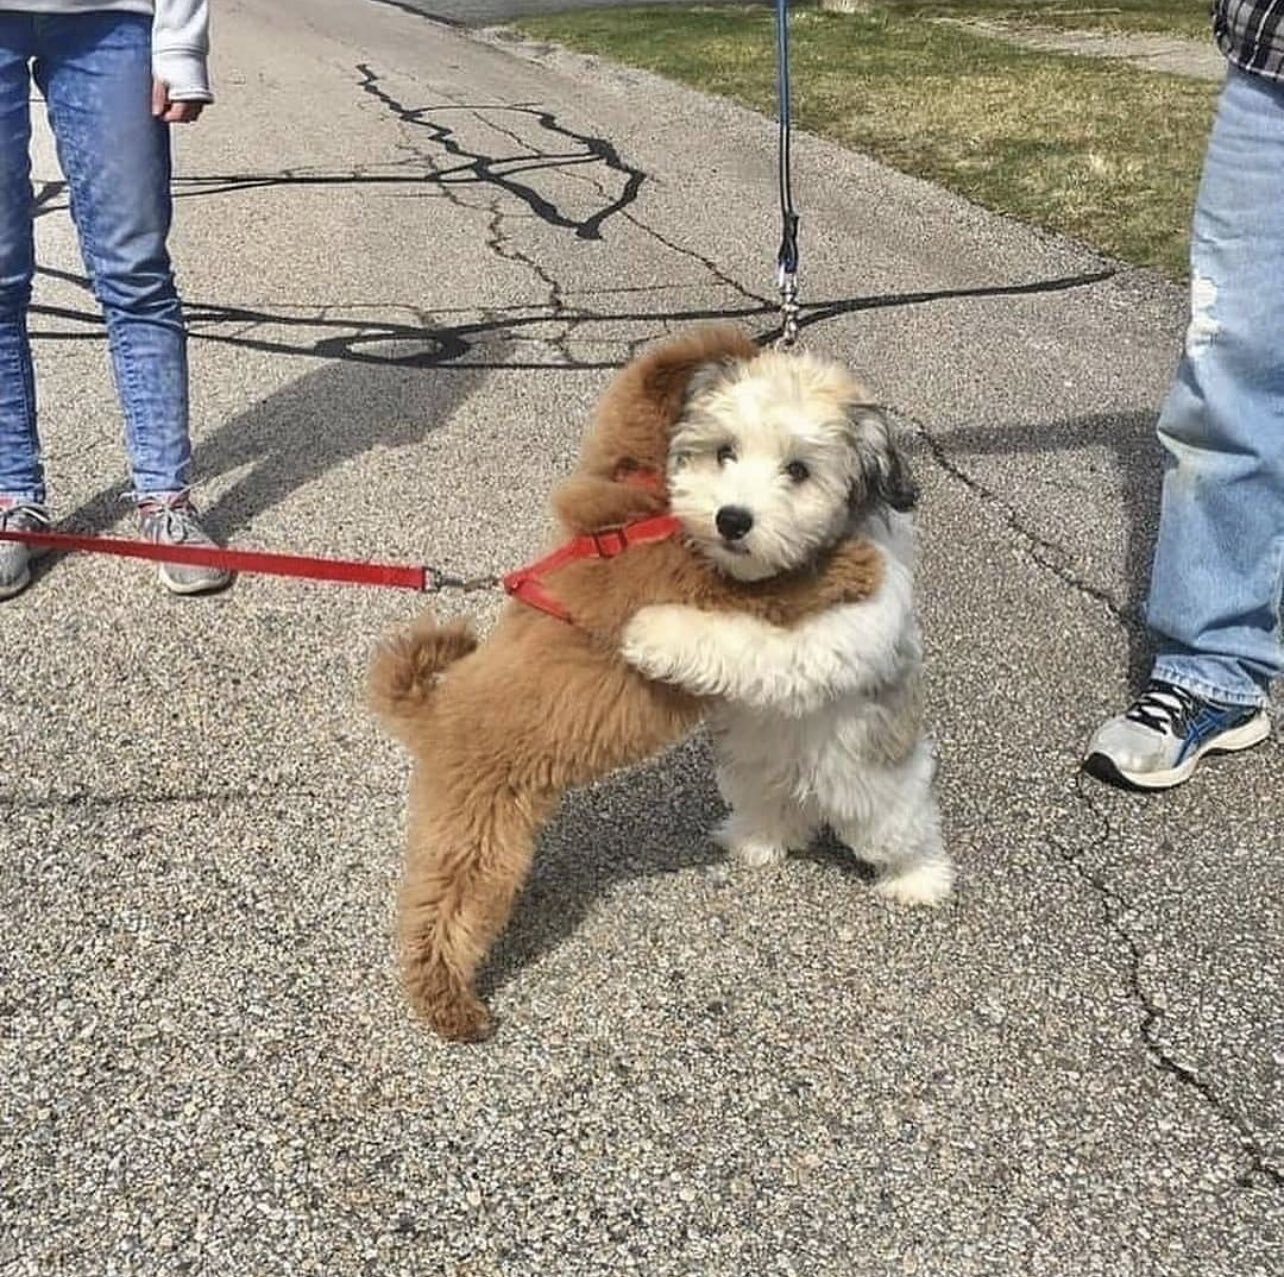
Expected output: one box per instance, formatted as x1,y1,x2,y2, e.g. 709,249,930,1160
0,527,445,593
0,469,680,615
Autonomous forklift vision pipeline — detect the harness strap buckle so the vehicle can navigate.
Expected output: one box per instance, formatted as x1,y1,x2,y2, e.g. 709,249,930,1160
590,527,630,557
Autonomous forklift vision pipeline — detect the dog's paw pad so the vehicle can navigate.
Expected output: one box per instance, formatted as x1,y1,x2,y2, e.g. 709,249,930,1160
873,857,955,906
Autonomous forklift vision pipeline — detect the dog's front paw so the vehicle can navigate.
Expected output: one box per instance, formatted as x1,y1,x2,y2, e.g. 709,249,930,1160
620,605,690,680
873,855,955,907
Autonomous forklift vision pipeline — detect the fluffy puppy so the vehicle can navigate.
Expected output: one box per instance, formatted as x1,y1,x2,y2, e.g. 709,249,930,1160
369,327,884,1042
620,347,954,905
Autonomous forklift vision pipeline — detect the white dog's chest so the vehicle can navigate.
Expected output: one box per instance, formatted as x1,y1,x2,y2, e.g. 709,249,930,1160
712,696,882,791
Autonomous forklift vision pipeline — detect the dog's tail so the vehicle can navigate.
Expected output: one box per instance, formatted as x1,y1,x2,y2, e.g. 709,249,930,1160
368,614,478,742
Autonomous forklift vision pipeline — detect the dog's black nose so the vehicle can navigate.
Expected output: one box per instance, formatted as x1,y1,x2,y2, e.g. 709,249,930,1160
715,505,754,541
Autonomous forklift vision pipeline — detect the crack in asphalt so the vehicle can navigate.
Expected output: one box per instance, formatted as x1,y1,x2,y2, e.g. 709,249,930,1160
1059,775,1283,1191
352,62,781,357
620,208,774,313
905,407,1280,1191
900,406,1136,631
354,61,642,364
354,63,646,240
481,196,578,365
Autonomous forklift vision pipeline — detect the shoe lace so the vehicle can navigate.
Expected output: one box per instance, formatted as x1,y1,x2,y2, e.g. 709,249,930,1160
1125,680,1201,736
0,503,50,531
132,492,201,543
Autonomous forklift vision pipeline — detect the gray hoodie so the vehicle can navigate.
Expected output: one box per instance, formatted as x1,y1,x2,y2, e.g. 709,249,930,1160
4,1,212,101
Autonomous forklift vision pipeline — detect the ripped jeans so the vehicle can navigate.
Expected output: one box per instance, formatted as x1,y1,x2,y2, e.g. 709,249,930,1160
1146,63,1284,708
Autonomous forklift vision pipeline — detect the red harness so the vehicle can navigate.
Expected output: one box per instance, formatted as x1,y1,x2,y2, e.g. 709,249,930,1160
501,513,680,623
501,469,680,622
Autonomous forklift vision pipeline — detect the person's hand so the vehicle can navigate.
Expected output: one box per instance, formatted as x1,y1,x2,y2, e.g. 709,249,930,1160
151,79,205,124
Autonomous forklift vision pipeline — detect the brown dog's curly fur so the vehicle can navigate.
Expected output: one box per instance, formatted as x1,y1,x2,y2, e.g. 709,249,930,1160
370,326,883,1041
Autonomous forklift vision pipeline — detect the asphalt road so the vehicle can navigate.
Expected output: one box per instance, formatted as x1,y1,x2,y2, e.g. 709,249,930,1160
380,0,759,26
1,1,1279,1274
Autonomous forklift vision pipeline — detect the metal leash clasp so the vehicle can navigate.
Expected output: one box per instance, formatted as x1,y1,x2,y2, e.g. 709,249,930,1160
773,0,800,351
425,567,500,595
776,263,800,350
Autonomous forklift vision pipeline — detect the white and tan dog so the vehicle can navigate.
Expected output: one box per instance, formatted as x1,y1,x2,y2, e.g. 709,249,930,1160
620,347,953,905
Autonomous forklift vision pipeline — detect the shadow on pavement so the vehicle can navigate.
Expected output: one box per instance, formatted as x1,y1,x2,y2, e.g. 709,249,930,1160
942,409,1164,689
482,739,725,996
59,341,494,543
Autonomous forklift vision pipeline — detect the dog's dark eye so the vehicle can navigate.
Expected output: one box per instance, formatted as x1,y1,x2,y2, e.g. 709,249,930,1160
716,444,736,466
785,460,810,483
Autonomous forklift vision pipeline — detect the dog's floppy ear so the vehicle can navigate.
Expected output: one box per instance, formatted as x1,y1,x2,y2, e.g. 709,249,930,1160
639,325,759,427
848,405,918,513
577,324,759,480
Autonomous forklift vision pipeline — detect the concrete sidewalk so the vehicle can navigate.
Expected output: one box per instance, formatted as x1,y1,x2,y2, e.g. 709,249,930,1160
387,0,758,25
1,1,1279,1274
933,17,1227,80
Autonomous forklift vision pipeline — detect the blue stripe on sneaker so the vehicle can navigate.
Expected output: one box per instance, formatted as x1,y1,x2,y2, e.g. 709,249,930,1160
1176,704,1256,763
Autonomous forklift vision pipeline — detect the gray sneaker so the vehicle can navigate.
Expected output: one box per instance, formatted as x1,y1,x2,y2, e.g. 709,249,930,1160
0,502,52,600
1083,679,1271,790
137,495,233,596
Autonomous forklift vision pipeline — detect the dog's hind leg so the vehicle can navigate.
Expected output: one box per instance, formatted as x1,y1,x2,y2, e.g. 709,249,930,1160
713,760,813,869
715,807,813,868
398,782,547,1042
861,806,953,906
832,748,954,906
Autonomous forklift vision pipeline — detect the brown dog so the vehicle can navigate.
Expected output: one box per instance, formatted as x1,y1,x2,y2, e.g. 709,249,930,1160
369,327,883,1041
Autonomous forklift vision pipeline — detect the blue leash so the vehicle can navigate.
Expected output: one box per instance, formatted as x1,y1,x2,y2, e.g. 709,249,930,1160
775,0,800,346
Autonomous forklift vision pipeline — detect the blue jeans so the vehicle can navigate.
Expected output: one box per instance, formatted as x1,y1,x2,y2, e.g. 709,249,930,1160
0,11,191,506
1146,64,1284,708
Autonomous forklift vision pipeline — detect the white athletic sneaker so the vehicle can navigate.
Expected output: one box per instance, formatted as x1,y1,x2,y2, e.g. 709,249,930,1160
0,501,51,601
1083,679,1271,790
137,495,233,596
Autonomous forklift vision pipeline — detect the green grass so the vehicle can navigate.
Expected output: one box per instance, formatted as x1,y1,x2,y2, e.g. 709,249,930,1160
876,0,1213,40
513,4,1217,279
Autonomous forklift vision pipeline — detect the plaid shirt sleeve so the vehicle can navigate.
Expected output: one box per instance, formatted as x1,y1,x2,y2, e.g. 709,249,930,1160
1214,0,1284,80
